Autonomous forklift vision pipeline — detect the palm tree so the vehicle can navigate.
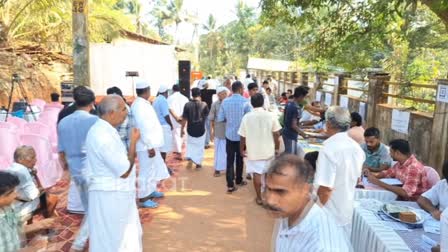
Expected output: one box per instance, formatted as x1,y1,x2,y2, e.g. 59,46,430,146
126,0,144,34
152,0,187,44
167,0,185,44
202,14,217,33
0,0,62,46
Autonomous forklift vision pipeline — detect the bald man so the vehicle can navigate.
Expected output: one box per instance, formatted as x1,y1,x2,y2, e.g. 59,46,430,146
86,95,142,252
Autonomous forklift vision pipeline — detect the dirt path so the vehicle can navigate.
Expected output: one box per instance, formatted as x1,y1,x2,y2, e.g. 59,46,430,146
142,146,274,252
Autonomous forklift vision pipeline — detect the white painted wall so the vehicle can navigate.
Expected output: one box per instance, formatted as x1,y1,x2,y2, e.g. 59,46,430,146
90,39,177,97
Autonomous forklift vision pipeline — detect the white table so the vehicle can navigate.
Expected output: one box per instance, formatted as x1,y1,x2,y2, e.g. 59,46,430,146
354,188,397,202
354,181,398,202
351,201,440,252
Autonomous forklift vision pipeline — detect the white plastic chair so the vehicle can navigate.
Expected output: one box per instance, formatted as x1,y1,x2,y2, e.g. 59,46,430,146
425,166,441,188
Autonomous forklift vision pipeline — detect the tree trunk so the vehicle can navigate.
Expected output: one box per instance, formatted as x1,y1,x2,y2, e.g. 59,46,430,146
72,0,90,86
421,0,448,29
0,20,9,47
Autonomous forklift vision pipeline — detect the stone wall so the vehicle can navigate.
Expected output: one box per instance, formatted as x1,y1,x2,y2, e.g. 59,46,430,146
375,104,433,166
0,51,71,108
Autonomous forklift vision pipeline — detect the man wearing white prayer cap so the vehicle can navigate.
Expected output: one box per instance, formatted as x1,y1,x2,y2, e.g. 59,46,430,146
130,80,170,208
209,86,230,177
167,84,189,159
153,84,174,174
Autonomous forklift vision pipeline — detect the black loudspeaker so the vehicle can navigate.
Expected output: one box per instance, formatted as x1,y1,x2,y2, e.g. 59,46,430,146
178,60,191,98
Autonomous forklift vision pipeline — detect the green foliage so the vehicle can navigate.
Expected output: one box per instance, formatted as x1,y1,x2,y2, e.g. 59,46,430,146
0,0,142,51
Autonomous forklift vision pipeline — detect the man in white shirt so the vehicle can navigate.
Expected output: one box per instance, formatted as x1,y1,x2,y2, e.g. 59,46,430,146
86,95,141,252
315,106,365,234
441,208,448,251
7,146,57,221
242,74,253,91
167,84,189,159
265,154,352,252
418,161,448,220
131,81,170,209
261,80,271,111
239,93,281,205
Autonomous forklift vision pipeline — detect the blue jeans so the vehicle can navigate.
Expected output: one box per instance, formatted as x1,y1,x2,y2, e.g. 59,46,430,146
282,135,298,155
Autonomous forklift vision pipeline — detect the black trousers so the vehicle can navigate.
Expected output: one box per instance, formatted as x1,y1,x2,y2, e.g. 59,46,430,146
226,138,244,188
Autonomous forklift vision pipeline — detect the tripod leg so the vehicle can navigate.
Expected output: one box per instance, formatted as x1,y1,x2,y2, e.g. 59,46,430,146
5,80,15,121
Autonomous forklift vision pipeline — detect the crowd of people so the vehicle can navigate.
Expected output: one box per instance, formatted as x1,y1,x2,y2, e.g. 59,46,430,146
0,74,446,252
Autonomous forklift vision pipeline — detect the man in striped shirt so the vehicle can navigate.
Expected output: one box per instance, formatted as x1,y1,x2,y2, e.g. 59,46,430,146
265,154,352,252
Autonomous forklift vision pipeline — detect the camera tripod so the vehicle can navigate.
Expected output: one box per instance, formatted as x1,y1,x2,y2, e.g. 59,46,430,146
5,73,37,121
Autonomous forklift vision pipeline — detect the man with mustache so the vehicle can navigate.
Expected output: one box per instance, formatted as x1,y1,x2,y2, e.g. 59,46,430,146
265,154,352,251
361,127,392,172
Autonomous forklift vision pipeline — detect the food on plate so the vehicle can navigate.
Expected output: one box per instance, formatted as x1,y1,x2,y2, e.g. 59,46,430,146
399,211,417,223
384,204,408,213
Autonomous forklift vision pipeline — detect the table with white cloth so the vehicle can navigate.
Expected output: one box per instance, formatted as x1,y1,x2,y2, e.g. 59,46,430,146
296,138,323,158
354,180,398,202
297,138,398,202
352,201,441,252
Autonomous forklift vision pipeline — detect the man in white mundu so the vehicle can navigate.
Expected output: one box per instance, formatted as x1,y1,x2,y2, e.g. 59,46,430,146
85,95,141,252
167,84,189,159
131,80,170,209
239,93,281,205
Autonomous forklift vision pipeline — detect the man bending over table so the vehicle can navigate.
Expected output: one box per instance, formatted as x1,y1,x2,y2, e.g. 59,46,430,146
417,160,448,220
365,139,430,201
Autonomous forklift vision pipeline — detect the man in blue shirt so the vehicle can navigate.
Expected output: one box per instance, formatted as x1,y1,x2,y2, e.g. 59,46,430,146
282,86,308,154
153,84,174,163
217,81,252,193
361,127,392,172
57,86,98,252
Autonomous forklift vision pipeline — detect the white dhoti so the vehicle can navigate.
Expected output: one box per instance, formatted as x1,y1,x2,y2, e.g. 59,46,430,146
214,137,226,171
186,133,206,165
246,159,272,175
14,198,39,222
137,151,170,199
88,190,142,252
160,125,173,153
172,126,183,153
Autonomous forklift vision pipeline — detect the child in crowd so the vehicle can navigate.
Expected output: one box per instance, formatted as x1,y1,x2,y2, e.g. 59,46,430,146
0,171,56,252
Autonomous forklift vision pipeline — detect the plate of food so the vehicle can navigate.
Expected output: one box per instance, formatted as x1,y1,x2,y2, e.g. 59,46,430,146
381,203,425,225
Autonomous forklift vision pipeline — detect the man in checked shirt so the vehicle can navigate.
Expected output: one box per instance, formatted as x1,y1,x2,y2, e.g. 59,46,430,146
365,139,430,201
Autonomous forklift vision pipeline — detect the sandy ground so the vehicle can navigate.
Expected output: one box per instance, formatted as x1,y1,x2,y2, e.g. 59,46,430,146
142,145,274,252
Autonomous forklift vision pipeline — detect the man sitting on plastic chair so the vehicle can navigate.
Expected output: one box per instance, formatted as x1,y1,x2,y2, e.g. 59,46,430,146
6,145,57,222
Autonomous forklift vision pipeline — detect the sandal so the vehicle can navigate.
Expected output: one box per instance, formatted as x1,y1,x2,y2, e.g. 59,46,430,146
214,171,220,177
255,198,263,206
227,187,238,194
236,180,248,186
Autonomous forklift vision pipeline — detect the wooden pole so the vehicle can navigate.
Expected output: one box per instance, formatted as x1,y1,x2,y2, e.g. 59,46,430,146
429,79,448,173
366,73,390,128
72,0,90,86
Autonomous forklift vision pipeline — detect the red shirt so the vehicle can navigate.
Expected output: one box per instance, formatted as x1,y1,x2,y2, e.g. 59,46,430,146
381,155,430,199
278,97,288,105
